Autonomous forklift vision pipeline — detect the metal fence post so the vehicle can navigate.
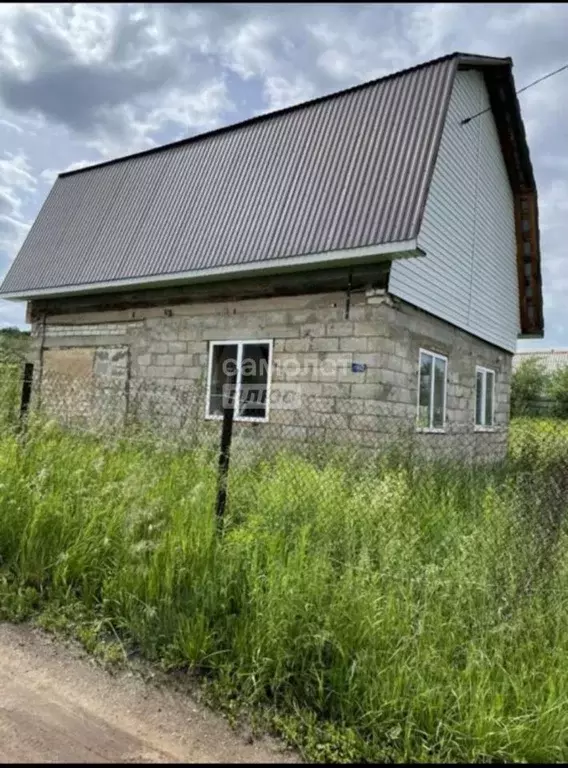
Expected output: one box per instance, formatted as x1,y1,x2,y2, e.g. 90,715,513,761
215,405,235,526
19,362,34,424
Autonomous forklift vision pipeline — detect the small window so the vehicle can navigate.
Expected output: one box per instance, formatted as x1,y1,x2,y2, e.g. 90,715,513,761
206,340,272,422
475,366,495,428
417,349,447,430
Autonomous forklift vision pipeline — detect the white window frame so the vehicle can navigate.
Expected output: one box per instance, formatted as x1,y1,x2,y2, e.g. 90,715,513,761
416,348,448,433
205,339,273,423
474,365,496,430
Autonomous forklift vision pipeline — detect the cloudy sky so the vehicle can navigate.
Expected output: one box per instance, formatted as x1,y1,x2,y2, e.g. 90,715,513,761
0,3,566,350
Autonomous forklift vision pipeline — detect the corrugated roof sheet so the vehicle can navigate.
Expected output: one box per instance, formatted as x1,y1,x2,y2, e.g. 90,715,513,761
0,54,462,297
513,350,568,374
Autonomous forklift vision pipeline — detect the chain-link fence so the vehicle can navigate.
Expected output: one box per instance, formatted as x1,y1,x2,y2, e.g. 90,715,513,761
0,362,507,455
3,362,568,602
2,360,568,760
2,360,567,505
511,397,559,418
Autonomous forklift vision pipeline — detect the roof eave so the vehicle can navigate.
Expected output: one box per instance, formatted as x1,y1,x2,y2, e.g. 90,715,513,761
473,58,544,338
517,330,546,341
0,239,423,302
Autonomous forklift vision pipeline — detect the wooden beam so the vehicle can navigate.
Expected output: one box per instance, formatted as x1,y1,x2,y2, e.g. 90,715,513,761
30,262,390,320
513,192,530,334
526,191,544,334
513,191,544,337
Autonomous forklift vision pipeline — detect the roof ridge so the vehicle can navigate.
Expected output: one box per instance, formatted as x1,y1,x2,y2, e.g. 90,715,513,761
59,51,472,180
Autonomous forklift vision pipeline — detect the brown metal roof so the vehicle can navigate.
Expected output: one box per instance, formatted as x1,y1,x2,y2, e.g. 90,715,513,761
0,51,542,338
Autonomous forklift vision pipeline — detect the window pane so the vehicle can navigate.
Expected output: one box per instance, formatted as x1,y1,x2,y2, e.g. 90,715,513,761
475,370,484,426
239,343,270,419
485,371,494,426
418,353,433,428
209,344,238,415
432,357,446,428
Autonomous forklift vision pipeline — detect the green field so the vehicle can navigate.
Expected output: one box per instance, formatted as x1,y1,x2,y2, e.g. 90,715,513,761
0,373,567,761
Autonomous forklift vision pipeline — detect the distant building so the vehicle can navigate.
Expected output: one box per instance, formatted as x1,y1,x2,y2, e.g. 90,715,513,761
513,350,568,375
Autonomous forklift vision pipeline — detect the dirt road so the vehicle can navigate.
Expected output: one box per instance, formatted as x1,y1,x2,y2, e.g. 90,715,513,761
0,623,297,763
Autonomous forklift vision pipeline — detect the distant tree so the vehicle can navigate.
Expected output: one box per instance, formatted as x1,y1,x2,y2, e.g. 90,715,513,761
510,357,549,416
0,326,30,338
547,366,568,418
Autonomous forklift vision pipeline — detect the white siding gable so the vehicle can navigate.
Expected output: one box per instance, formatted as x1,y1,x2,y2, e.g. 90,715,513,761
388,69,519,352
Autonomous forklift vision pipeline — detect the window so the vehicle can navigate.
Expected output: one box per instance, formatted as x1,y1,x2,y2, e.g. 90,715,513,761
475,366,495,428
417,349,447,430
206,340,272,421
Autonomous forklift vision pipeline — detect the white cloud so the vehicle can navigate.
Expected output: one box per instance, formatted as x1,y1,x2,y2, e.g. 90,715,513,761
262,74,317,112
39,157,96,185
0,151,35,195
405,3,463,59
39,168,59,186
0,117,22,133
0,151,34,259
218,18,278,80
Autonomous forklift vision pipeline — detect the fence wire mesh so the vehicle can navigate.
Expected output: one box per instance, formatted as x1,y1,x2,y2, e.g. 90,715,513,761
2,361,567,526
2,362,568,761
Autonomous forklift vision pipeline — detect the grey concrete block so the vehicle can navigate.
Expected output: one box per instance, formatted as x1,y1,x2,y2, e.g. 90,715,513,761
336,399,365,415
168,341,187,354
351,383,380,400
321,382,351,398
174,354,194,367
310,337,339,352
299,323,327,338
306,396,336,413
340,337,368,353
326,321,354,337
285,338,312,353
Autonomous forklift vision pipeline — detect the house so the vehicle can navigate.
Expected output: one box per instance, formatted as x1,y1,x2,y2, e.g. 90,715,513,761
0,51,543,457
513,349,568,376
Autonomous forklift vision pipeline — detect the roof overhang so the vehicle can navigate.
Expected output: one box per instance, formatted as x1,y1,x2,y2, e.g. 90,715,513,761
0,239,422,302
0,51,544,333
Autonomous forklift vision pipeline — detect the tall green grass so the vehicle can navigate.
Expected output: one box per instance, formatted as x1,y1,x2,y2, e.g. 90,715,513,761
0,362,21,427
1,417,568,762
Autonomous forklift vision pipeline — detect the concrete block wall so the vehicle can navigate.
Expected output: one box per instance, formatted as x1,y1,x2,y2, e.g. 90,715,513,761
30,287,513,459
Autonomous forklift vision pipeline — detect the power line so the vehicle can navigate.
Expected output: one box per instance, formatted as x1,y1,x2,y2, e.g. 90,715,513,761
516,61,568,96
461,61,568,125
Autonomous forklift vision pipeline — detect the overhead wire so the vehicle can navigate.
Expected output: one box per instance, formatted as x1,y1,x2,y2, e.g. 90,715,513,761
461,61,568,125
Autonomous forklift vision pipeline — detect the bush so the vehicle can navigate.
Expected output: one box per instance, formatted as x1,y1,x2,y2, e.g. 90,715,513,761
548,367,568,418
510,357,549,416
